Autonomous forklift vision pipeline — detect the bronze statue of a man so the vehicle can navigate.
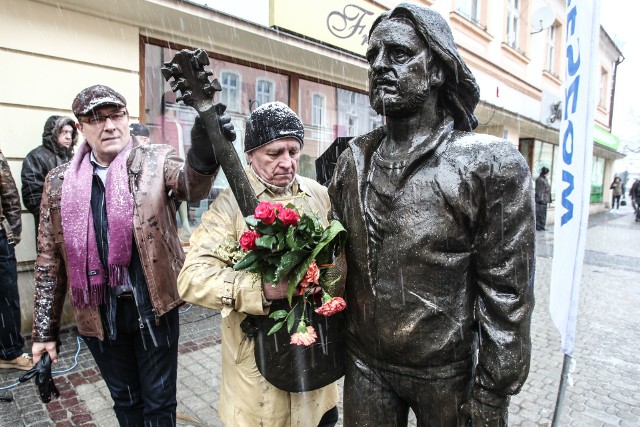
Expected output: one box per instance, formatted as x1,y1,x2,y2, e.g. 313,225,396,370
328,4,535,426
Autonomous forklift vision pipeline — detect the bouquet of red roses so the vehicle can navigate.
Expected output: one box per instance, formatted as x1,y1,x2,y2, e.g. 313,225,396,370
233,200,347,346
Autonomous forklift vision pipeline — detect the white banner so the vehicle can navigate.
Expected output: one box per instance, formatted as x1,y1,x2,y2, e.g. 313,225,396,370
549,0,601,357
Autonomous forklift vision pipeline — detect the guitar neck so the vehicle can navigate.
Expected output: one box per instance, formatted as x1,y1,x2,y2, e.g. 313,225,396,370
198,107,259,217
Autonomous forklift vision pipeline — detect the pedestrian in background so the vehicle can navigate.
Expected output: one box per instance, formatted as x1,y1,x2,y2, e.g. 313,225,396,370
628,178,638,214
129,123,150,145
535,167,551,231
609,176,624,209
21,115,78,236
629,178,640,222
0,148,32,371
30,85,225,425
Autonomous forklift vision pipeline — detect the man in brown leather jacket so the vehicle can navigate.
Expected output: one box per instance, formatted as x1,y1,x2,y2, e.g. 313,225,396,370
0,149,32,371
329,4,535,426
31,85,229,425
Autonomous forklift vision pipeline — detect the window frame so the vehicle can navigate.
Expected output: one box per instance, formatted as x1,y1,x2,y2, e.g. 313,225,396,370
506,0,521,50
311,92,326,128
255,78,275,107
220,70,242,113
457,0,481,26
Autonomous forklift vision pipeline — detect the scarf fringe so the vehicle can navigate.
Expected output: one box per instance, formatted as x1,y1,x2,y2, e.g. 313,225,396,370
71,283,107,309
109,264,128,288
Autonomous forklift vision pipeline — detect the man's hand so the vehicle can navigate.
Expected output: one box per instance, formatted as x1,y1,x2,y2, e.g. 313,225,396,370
187,103,236,174
32,341,58,365
263,277,288,301
263,279,321,301
458,398,508,427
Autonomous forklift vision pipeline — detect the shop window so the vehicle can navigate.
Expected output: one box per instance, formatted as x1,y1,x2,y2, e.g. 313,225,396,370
312,94,325,127
143,42,289,240
591,156,605,202
348,115,358,136
533,139,557,204
369,111,383,131
220,71,241,112
255,78,274,107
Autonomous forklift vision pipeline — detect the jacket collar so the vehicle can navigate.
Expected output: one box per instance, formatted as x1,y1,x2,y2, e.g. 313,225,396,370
244,165,309,200
348,115,455,195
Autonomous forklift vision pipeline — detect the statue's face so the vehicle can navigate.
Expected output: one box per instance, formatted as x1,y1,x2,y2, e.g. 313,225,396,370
367,18,432,117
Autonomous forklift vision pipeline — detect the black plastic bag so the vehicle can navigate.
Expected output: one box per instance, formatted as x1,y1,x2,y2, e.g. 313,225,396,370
242,298,346,392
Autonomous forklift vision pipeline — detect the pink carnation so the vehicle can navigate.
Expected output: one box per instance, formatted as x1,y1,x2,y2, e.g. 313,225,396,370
254,201,276,224
300,260,320,288
290,325,317,346
315,296,347,316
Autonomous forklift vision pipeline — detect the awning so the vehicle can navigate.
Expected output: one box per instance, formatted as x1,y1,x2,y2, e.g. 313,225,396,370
593,124,620,151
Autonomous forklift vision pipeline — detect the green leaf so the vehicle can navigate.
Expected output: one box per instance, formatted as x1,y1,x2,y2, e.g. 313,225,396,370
275,231,287,251
267,321,284,336
244,216,258,227
287,220,347,296
233,250,261,270
256,235,276,249
273,250,308,284
263,269,276,285
269,310,289,320
286,309,296,333
286,226,309,251
255,222,274,236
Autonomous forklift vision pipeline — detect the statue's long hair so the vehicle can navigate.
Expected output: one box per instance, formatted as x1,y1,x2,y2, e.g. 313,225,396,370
370,3,480,131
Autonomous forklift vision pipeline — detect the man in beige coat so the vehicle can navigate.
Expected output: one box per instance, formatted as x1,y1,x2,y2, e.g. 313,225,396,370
178,102,339,427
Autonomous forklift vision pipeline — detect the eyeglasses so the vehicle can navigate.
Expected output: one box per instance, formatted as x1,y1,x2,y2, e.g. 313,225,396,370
80,110,128,126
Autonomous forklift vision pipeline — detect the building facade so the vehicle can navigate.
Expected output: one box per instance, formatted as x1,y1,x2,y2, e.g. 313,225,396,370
0,0,623,329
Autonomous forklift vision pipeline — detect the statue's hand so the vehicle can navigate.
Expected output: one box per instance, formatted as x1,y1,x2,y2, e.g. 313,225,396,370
188,104,235,174
458,398,507,427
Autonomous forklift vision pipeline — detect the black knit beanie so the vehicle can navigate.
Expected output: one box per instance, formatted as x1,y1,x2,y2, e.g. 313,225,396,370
244,102,304,152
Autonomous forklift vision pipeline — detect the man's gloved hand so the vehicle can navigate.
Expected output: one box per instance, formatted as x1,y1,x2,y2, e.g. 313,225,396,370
18,353,60,403
188,103,236,174
458,398,508,427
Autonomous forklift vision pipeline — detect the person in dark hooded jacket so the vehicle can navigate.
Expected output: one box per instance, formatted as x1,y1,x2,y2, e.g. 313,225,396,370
21,115,78,235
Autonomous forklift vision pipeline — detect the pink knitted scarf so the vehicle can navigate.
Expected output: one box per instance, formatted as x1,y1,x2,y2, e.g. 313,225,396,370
61,139,134,308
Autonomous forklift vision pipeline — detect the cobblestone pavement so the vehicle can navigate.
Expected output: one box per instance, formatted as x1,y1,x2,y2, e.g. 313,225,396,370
1,207,638,426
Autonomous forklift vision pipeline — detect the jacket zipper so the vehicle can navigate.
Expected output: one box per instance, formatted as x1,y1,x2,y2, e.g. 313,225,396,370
128,170,161,327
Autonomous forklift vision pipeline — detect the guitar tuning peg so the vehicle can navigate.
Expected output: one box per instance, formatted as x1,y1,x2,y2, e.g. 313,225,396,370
197,71,212,81
193,49,210,66
176,91,193,105
160,66,174,81
210,79,222,91
170,78,189,93
203,84,215,97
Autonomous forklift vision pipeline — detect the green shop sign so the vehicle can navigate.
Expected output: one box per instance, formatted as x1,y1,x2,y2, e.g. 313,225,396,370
593,125,619,150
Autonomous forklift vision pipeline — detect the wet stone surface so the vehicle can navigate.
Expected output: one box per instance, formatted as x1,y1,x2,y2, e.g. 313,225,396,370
1,208,639,426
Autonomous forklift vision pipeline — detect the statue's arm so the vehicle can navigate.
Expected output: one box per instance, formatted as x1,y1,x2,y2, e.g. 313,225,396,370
472,147,536,409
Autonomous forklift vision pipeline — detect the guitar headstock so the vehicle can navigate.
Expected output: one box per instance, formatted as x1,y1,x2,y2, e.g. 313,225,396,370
161,49,222,112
